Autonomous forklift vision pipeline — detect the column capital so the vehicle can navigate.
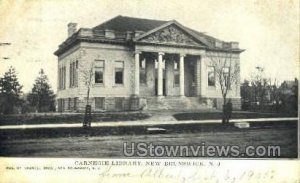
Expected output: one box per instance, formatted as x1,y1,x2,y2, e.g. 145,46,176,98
134,51,142,55
200,54,207,59
179,53,186,57
158,52,165,56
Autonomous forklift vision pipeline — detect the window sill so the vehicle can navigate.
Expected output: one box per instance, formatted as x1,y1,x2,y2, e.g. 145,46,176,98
208,86,216,89
113,84,124,87
93,84,104,87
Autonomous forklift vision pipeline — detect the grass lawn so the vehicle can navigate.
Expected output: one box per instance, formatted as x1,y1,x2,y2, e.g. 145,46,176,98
173,111,297,121
0,112,150,126
0,121,297,158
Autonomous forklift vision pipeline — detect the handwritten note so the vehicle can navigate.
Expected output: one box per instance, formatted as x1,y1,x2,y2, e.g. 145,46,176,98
1,159,299,183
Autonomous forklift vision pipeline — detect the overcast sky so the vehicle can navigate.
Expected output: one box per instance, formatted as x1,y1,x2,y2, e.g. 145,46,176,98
0,0,299,92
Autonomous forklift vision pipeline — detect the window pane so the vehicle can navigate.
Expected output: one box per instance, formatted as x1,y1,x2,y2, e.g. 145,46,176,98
174,60,179,70
95,97,104,109
115,61,124,84
95,68,103,83
115,70,123,84
208,66,215,86
140,59,146,69
94,60,104,84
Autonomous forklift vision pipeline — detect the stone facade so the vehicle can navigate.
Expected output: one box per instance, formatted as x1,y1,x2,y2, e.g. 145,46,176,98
54,16,244,112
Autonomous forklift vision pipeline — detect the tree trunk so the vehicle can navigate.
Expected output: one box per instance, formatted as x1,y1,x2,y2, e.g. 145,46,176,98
86,87,90,106
222,96,226,124
83,86,92,128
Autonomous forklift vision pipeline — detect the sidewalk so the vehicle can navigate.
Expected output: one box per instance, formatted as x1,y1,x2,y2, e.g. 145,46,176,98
0,117,297,130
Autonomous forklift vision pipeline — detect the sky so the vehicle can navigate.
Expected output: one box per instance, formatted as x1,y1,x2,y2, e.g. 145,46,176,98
0,0,299,93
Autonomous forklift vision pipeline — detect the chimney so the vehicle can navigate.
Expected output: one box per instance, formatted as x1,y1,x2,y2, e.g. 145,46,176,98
68,23,77,37
215,40,222,48
230,42,239,49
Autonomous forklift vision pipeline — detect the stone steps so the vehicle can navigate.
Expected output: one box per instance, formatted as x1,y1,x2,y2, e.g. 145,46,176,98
145,96,212,111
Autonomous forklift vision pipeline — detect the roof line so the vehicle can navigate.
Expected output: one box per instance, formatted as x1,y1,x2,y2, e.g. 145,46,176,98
92,15,122,30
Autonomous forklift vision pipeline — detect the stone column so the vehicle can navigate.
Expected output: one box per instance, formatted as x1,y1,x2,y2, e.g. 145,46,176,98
200,55,207,97
165,58,174,96
195,56,201,96
179,54,185,96
157,52,164,96
134,51,140,96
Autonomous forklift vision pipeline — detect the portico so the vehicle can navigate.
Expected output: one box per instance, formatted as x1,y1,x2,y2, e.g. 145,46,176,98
134,48,205,98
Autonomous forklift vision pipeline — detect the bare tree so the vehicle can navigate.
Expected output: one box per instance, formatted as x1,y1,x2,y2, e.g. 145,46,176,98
207,51,240,108
79,61,94,127
250,66,268,107
81,63,94,106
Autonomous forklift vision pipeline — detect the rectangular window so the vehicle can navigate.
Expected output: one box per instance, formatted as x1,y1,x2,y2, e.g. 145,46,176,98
95,97,105,109
74,97,78,110
140,59,146,69
59,68,61,89
62,66,66,89
59,67,62,89
67,98,71,110
95,60,104,84
140,59,146,84
75,60,78,87
69,63,73,87
174,60,179,70
62,98,65,111
115,61,124,84
223,67,230,88
115,97,124,109
208,66,215,86
72,62,75,86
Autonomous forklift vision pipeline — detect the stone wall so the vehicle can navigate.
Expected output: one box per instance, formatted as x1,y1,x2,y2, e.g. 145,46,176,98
77,42,134,98
76,97,132,112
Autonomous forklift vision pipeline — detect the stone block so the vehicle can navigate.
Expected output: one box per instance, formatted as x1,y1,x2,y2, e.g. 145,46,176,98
147,127,167,134
234,122,250,128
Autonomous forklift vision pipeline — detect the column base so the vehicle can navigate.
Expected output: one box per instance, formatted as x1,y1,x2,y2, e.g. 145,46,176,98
129,95,140,111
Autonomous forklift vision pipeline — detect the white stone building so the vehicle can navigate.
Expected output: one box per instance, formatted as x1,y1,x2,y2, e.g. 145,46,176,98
54,16,244,112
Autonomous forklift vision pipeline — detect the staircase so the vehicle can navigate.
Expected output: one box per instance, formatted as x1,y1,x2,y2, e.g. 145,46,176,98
145,96,213,111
